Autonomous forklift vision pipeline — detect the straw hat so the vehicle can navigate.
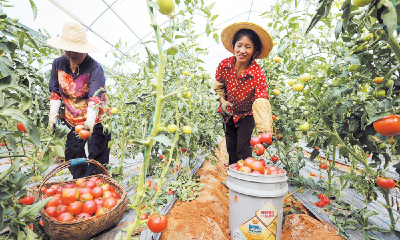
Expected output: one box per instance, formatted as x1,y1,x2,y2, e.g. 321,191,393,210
221,22,273,59
47,22,100,53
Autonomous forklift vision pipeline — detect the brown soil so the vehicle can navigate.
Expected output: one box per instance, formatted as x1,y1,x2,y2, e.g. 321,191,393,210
281,214,344,240
160,141,230,240
283,194,309,217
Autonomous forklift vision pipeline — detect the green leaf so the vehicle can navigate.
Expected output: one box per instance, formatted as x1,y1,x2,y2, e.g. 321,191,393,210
207,2,215,10
0,56,14,77
152,135,174,146
54,124,70,141
19,96,32,112
39,147,53,174
17,30,25,50
362,210,378,220
17,229,26,240
24,32,39,51
5,134,17,152
6,42,18,58
0,202,4,231
26,227,37,240
211,14,219,21
18,197,52,218
28,0,37,20
211,159,217,165
54,145,65,157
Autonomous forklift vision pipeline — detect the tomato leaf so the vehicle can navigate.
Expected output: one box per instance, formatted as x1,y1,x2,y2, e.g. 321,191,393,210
18,197,52,219
393,162,400,174
152,135,174,147
211,159,217,166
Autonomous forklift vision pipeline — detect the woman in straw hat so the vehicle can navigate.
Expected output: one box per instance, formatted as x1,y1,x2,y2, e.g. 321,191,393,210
47,22,111,179
213,22,274,165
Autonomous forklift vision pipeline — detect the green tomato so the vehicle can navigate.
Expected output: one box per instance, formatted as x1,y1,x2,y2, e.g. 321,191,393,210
183,91,192,99
385,80,394,88
183,70,190,76
378,143,385,148
157,0,175,15
167,124,178,133
273,89,280,96
110,107,118,114
182,126,192,134
299,122,310,131
348,64,358,72
362,33,373,42
375,90,386,98
304,111,309,115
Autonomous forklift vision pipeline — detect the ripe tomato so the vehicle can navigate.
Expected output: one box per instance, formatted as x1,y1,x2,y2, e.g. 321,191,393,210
40,186,47,194
318,194,324,199
103,191,114,199
110,186,115,192
321,197,330,205
373,77,383,84
244,157,256,167
314,201,325,208
315,147,319,151
373,115,400,136
239,166,252,173
148,213,168,233
68,201,83,215
146,180,151,187
322,164,328,170
57,212,74,222
113,191,120,199
253,143,265,155
159,155,164,160
95,178,104,186
272,115,276,120
237,160,245,168
95,207,107,216
45,188,56,196
79,187,92,195
259,159,266,167
101,184,111,192
76,178,86,187
45,206,57,217
310,172,318,177
17,123,27,133
94,198,105,206
45,196,61,208
75,125,84,133
181,148,187,153
82,200,97,215
141,203,145,210
153,185,158,190
54,205,68,217
56,187,64,194
89,176,98,182
79,129,90,139
250,136,261,146
85,181,96,189
61,188,79,205
141,212,149,220
64,183,74,189
91,187,103,199
79,193,94,202
271,156,279,162
39,220,43,226
19,196,34,205
75,213,91,220
168,189,175,195
260,133,272,144
250,161,265,174
377,177,396,189
104,197,118,209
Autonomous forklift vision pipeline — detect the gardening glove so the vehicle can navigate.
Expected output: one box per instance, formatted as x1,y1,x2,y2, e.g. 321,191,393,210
252,98,273,135
49,99,61,131
84,102,98,139
220,101,232,118
213,79,227,99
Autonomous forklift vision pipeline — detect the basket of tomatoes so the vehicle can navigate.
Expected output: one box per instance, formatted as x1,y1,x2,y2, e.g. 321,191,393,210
31,159,128,240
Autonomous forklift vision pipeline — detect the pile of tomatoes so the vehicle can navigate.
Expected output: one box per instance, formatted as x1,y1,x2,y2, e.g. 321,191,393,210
250,133,273,156
314,194,331,208
230,157,284,175
40,176,120,222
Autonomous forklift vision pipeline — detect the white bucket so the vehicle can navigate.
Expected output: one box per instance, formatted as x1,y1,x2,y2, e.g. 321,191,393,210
227,165,288,240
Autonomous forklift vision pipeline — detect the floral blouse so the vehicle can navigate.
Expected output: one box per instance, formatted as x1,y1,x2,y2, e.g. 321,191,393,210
49,55,108,127
215,56,269,127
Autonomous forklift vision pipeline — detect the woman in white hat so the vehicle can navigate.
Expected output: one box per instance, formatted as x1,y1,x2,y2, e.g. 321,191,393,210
47,22,110,179
213,22,274,165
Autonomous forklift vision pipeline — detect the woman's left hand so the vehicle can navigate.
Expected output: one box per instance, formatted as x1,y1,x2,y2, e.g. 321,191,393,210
84,121,95,138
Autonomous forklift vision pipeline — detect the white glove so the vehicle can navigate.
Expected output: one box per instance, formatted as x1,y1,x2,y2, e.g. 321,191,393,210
49,100,61,131
84,102,98,138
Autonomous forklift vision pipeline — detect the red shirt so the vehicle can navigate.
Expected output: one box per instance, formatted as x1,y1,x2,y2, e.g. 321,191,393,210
216,56,269,127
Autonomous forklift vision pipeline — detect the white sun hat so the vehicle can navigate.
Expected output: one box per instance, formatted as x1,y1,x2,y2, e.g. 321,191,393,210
46,22,100,53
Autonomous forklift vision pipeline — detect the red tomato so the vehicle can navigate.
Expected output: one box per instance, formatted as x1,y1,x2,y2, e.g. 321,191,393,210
250,161,265,174
79,193,94,202
260,133,272,144
146,180,151,187
86,181,96,189
82,200,97,215
45,206,57,217
75,213,91,220
104,197,118,209
54,205,68,217
322,164,328,170
318,194,324,199
168,189,175,195
321,197,330,205
56,187,64,194
91,187,103,199
40,187,47,194
45,188,56,196
141,212,149,220
94,198,104,206
101,184,111,192
314,201,325,208
113,191,120,199
181,148,187,153
377,177,396,189
57,212,74,222
159,155,164,160
68,201,83,215
110,186,115,192
45,196,61,208
271,156,279,162
79,187,92,195
79,129,90,139
148,213,168,233
95,207,107,216
39,220,43,226
259,159,266,167
19,196,34,205
153,185,158,190
17,123,27,133
244,157,256,167
64,183,75,189
253,143,265,155
315,147,320,151
250,136,261,147
89,176,98,182
237,160,245,168
75,125,84,133
268,166,278,171
141,203,145,210
239,166,252,173
76,178,86,187
272,115,276,120
61,188,79,205
50,184,60,190
95,178,104,186
373,115,400,136
103,191,114,199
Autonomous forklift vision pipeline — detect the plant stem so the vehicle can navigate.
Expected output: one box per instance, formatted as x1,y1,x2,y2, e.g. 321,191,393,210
388,34,400,63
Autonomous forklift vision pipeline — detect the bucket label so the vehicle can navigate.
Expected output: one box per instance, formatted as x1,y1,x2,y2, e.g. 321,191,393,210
234,195,238,203
234,202,278,240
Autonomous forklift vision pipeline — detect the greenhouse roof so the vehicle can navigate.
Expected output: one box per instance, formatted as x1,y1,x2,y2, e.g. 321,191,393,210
5,0,278,76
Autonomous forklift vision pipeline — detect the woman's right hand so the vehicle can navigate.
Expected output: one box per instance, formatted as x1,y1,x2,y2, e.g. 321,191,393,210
48,113,58,131
220,101,232,118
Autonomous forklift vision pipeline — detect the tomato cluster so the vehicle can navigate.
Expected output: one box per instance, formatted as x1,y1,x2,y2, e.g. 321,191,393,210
314,194,331,208
230,157,285,175
41,176,120,222
250,133,273,156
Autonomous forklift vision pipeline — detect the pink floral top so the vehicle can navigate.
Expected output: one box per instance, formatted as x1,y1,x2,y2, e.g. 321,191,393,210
49,55,108,127
215,56,269,127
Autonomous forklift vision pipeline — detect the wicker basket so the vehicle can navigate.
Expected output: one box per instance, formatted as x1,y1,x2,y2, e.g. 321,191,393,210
32,159,128,240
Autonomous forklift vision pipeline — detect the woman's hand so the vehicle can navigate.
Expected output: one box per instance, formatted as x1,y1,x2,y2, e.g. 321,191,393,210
48,113,58,131
220,101,232,118
83,121,95,139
